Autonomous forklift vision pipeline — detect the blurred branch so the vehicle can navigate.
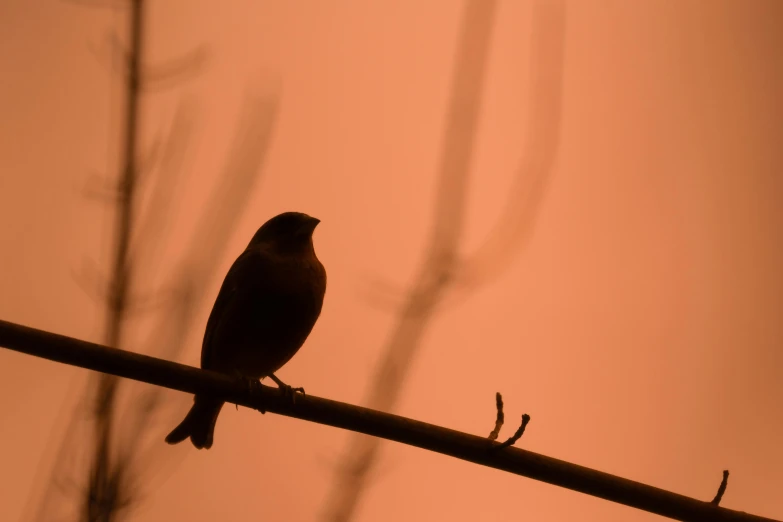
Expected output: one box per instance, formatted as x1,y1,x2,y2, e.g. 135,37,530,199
115,92,280,475
82,1,145,521
324,1,566,519
87,28,207,93
27,0,256,519
126,98,197,273
455,0,566,291
0,320,776,522
323,1,498,519
32,67,278,522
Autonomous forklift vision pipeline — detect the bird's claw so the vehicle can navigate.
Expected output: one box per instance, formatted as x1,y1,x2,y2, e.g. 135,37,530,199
232,371,265,412
278,384,305,404
269,374,305,405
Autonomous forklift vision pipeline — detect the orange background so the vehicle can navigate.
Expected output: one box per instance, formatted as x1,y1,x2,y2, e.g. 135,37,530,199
1,1,782,521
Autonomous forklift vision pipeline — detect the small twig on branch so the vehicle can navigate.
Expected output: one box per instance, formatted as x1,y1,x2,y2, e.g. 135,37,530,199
488,392,504,441
0,319,778,522
487,393,530,449
494,414,531,451
712,470,730,505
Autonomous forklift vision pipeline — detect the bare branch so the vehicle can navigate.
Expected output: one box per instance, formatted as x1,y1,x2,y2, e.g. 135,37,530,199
487,393,530,449
493,414,531,451
712,470,730,506
324,1,499,518
0,319,776,522
488,392,505,441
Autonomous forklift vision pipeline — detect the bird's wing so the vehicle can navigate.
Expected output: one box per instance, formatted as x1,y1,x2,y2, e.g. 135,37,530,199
200,248,266,369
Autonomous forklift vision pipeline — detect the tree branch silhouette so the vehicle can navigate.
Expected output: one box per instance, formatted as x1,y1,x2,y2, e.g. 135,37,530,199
0,319,775,522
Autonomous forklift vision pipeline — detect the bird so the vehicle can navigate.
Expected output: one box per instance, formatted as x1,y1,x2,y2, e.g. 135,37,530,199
165,211,327,450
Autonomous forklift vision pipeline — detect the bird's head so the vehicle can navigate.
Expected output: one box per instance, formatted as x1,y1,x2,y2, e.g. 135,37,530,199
248,211,321,253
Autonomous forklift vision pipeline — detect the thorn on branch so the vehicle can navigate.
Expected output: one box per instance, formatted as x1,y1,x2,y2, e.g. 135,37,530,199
488,392,504,441
493,414,531,451
711,469,729,505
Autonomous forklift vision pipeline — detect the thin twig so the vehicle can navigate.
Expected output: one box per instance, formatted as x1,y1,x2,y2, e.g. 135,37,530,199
493,415,531,451
488,392,505,441
0,319,776,522
712,470,730,505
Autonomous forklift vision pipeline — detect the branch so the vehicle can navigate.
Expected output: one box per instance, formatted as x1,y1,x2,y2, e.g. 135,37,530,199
0,319,776,522
325,0,499,518
712,470,730,505
487,392,531,449
494,414,531,451
454,0,565,293
82,1,145,521
488,392,504,441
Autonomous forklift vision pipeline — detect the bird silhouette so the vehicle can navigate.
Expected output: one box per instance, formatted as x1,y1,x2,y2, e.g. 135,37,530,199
165,212,326,449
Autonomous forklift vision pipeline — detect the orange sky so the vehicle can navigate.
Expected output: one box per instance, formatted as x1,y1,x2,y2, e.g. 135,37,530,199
1,1,782,521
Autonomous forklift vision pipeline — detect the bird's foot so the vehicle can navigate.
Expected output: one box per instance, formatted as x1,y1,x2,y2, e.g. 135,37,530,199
269,373,305,405
233,371,265,413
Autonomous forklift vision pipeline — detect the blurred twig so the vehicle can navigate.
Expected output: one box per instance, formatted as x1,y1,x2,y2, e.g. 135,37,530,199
115,93,279,484
323,1,498,519
25,0,280,518
0,320,775,522
28,93,279,522
82,1,145,520
323,2,566,521
454,0,566,292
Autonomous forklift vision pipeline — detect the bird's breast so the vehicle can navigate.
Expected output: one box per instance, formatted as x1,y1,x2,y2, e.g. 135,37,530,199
213,254,325,378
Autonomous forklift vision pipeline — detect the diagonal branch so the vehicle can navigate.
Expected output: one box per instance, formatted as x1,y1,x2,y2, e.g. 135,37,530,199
0,319,776,522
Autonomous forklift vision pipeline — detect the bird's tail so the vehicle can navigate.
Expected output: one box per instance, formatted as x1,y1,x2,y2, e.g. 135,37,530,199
165,396,224,450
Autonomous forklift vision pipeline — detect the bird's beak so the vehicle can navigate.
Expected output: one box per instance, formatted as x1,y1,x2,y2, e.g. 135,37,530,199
299,216,320,236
